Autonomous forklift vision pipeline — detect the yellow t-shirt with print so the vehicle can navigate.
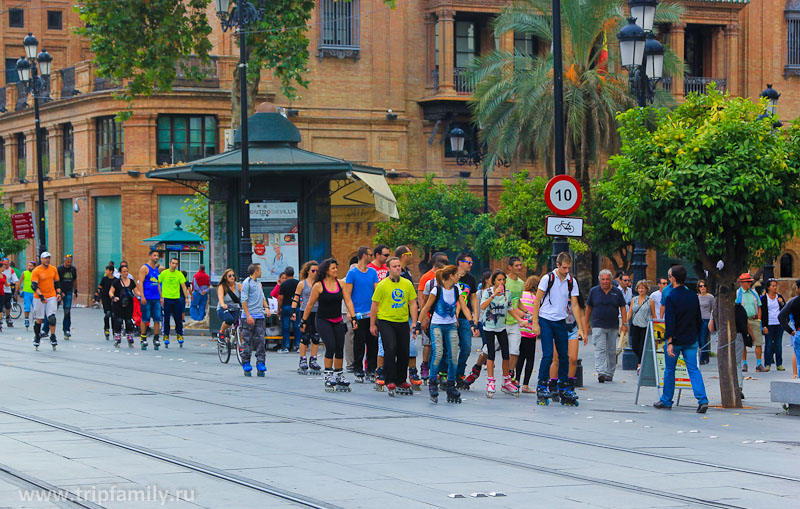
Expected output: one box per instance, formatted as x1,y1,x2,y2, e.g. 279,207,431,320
373,277,417,323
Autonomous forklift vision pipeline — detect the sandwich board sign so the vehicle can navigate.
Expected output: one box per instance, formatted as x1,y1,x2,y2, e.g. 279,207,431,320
635,320,692,405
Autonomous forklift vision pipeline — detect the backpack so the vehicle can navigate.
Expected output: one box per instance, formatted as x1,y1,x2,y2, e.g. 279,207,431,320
543,271,573,306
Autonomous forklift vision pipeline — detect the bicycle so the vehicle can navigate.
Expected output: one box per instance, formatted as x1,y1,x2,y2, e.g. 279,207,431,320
553,221,574,234
217,306,243,364
10,299,22,320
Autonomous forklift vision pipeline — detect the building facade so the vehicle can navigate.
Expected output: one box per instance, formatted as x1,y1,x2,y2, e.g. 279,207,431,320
1,0,798,299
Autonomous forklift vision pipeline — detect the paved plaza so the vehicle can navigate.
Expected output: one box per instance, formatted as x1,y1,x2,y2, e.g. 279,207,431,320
0,308,798,508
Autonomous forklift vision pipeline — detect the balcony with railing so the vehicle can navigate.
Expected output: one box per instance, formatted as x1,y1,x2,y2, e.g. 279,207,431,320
658,76,726,96
432,67,473,95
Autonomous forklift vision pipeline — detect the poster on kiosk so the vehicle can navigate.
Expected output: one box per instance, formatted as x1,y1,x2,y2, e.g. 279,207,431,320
250,202,299,283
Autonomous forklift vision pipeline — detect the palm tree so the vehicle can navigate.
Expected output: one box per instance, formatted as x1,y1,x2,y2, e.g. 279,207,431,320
469,0,683,187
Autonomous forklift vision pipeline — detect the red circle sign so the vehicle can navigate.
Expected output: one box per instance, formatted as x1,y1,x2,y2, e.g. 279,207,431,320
254,243,266,256
544,175,582,216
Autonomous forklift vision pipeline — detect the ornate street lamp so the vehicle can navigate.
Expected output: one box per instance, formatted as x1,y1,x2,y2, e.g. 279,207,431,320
16,32,53,257
448,127,510,215
216,0,264,280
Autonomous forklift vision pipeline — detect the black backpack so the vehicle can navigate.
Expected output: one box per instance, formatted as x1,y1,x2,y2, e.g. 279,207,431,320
543,271,574,306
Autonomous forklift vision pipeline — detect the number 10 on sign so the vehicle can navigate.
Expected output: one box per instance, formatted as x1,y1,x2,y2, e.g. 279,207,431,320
544,175,582,216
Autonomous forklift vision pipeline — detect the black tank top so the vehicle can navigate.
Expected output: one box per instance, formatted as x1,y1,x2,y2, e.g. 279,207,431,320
317,279,343,320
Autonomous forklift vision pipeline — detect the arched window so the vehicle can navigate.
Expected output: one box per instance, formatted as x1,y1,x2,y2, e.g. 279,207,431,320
780,253,794,278
787,0,800,75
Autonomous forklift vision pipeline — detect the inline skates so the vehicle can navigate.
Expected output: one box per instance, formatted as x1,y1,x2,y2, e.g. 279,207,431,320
298,356,309,375
486,377,496,398
335,370,351,392
537,381,551,406
446,380,461,404
309,356,322,375
549,379,560,403
409,367,423,391
501,375,519,398
324,370,336,392
559,380,579,406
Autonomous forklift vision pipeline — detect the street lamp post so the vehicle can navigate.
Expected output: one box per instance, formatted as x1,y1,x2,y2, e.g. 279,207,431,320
617,0,664,369
16,33,53,258
759,84,780,285
215,0,264,279
447,127,510,215
551,0,570,268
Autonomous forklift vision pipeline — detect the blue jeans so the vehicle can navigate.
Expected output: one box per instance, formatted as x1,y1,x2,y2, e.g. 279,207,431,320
456,318,473,378
430,323,458,383
537,318,569,385
190,290,208,321
141,298,162,323
659,344,708,406
699,318,711,363
764,324,783,367
793,332,800,370
281,306,301,349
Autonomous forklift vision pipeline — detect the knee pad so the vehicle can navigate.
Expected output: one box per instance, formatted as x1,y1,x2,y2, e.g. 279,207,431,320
104,310,112,319
311,333,321,345
47,314,57,326
63,308,71,318
300,333,311,346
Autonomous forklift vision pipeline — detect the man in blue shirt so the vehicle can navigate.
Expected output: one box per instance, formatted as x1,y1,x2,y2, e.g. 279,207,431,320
654,265,709,413
344,246,379,379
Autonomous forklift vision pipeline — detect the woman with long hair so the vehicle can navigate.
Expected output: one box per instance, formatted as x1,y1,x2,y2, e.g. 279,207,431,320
419,265,474,403
292,260,322,374
301,258,357,392
516,275,540,393
216,268,242,341
480,270,523,398
109,265,141,348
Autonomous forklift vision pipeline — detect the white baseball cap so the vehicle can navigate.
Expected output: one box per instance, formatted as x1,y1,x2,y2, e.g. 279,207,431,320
40,251,51,259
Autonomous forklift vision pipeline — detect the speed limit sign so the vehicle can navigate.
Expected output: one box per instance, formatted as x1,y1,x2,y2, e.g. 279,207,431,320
544,175,582,216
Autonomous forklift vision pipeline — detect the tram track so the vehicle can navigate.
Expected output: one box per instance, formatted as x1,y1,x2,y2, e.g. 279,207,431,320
0,354,770,508
0,461,104,509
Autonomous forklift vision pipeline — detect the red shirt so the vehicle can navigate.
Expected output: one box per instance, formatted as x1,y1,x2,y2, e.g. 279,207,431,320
368,262,389,281
0,274,5,295
192,270,210,288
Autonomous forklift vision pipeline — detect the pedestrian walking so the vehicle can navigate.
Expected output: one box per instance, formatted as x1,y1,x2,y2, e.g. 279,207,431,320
777,279,800,379
654,265,709,413
529,252,585,406
109,265,140,348
736,273,764,372
344,247,379,382
504,257,525,387
56,255,77,340
371,257,418,397
138,250,163,350
1,258,19,327
158,258,188,349
278,266,301,353
241,263,271,377
761,279,785,371
190,265,210,321
94,265,116,340
516,275,539,394
585,269,628,383
292,261,322,375
301,258,357,391
629,280,654,372
31,252,62,350
650,277,669,320
696,280,715,365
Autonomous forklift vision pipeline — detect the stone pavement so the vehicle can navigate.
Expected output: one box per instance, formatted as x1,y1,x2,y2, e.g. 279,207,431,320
0,308,798,508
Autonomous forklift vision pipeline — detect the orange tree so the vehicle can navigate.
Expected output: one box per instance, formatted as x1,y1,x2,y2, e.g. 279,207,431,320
599,87,800,408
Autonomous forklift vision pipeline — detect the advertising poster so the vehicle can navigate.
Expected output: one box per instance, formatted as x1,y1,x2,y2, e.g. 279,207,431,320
250,202,299,283
652,321,693,388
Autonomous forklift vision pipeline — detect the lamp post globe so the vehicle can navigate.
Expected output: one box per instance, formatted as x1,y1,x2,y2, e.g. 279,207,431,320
628,0,658,32
36,49,53,77
15,57,32,82
448,127,466,153
761,84,780,116
215,0,231,14
644,34,665,81
617,18,646,69
23,32,39,59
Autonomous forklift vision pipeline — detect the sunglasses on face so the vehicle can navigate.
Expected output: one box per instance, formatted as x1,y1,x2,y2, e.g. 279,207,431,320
698,284,706,288
310,269,318,273
227,274,235,278
622,279,630,283
461,260,473,265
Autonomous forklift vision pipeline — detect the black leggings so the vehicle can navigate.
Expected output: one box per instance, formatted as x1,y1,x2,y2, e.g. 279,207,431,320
111,304,135,334
102,302,112,331
316,317,346,360
630,325,647,363
516,335,537,385
377,319,410,385
353,317,378,373
300,312,319,345
485,329,509,362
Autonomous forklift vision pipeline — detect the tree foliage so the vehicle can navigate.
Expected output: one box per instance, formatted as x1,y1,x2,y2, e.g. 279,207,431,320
374,175,481,271
599,87,800,407
589,182,633,274
473,172,588,270
182,183,210,241
0,193,28,257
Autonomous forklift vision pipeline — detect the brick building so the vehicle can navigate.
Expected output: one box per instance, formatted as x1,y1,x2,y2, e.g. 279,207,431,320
1,0,799,299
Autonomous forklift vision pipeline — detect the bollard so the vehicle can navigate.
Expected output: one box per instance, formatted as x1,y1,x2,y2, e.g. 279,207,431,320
576,358,583,387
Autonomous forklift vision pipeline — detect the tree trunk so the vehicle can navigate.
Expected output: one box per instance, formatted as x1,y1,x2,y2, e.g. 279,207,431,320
716,276,743,408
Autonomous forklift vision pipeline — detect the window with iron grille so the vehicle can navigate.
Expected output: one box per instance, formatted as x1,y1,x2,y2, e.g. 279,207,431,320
96,117,124,171
156,115,217,165
16,133,26,181
9,9,23,28
788,0,800,75
63,123,73,176
319,0,360,60
47,11,62,30
39,128,50,177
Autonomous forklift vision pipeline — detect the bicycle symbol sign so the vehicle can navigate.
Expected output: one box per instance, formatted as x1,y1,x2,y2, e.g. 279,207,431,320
544,175,582,216
545,216,584,238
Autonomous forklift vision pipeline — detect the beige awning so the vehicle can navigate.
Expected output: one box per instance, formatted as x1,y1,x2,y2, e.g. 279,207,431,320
352,171,399,219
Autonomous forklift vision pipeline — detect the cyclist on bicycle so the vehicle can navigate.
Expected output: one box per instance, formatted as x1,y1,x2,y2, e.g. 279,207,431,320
216,268,242,340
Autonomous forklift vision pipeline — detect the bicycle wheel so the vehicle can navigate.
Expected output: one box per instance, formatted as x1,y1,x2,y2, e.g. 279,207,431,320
217,332,231,364
10,301,22,320
235,327,244,366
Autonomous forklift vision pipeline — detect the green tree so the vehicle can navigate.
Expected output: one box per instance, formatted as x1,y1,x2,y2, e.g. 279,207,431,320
77,0,393,124
468,0,682,187
589,182,633,275
0,197,29,258
474,172,587,274
599,87,800,408
374,175,481,272
182,183,210,241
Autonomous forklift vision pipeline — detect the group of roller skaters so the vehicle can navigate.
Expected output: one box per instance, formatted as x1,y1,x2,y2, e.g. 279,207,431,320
275,244,584,406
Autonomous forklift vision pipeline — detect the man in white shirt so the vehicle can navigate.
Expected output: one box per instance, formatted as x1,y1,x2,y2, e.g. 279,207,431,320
2,258,19,327
530,252,586,403
650,277,669,320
